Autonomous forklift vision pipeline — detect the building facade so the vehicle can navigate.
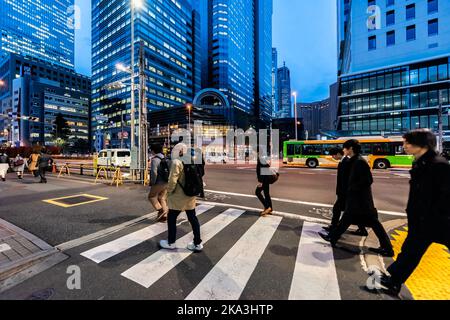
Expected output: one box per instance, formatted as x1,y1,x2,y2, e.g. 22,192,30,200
297,99,331,139
0,53,90,147
0,0,75,69
272,48,279,117
195,0,273,128
337,0,450,138
276,62,292,118
91,0,201,149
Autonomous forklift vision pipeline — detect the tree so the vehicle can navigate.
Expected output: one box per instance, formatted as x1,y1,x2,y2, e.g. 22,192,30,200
53,113,71,143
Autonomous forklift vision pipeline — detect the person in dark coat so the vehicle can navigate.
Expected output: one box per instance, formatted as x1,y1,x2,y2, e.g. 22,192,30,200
319,140,394,257
377,130,450,296
38,147,53,184
256,155,273,217
323,148,368,236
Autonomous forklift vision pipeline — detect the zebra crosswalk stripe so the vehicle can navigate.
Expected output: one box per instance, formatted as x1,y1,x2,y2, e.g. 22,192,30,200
288,221,341,300
185,215,282,300
121,208,246,288
80,205,214,263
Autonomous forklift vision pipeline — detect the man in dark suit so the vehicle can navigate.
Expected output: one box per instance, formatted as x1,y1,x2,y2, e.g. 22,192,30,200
38,147,53,184
323,147,368,236
378,130,450,296
319,140,394,257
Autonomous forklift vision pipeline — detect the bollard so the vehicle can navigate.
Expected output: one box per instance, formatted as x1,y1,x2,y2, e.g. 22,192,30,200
80,164,84,176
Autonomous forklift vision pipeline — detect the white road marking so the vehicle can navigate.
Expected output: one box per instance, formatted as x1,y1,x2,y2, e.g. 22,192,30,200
80,205,214,263
0,243,12,253
198,201,331,224
186,216,282,300
121,208,246,288
204,190,406,217
289,222,341,300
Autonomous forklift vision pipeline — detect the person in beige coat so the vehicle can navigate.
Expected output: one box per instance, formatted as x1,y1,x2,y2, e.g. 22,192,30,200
159,143,204,252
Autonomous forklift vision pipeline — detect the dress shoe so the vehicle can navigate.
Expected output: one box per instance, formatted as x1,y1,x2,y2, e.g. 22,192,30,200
260,208,273,217
369,247,395,257
318,232,337,247
379,274,401,297
322,225,336,233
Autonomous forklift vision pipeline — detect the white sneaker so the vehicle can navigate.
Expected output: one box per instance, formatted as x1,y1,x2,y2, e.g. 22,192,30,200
187,242,203,252
159,240,176,250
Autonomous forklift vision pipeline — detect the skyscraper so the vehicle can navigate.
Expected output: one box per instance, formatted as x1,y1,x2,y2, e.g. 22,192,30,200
272,48,279,116
91,0,201,149
0,0,75,69
196,0,273,127
337,0,450,137
277,62,292,119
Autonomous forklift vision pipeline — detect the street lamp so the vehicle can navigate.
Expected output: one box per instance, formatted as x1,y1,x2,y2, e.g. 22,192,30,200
0,79,5,86
186,103,192,134
292,91,298,140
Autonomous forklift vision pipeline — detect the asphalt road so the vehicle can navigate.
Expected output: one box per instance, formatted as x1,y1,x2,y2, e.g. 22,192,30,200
0,166,411,300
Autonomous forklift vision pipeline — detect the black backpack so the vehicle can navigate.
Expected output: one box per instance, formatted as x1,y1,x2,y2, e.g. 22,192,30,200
178,161,205,197
156,156,170,183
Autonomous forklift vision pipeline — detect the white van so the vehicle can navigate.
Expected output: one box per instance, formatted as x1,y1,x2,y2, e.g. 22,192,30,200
97,149,131,167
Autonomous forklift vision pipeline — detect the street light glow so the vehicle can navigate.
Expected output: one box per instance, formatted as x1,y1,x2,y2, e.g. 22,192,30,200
116,63,131,73
132,0,143,9
0,79,4,86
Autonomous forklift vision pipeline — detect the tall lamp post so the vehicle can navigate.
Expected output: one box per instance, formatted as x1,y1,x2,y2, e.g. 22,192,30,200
292,91,298,140
186,103,192,135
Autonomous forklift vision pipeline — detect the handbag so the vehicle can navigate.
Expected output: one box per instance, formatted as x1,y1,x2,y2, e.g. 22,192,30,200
14,159,24,166
266,169,280,185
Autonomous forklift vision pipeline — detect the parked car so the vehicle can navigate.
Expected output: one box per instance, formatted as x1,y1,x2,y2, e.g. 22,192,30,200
97,149,131,167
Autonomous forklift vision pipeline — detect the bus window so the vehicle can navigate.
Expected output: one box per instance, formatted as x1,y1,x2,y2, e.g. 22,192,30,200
287,144,295,156
394,143,406,155
302,144,323,155
323,144,343,155
371,143,393,155
295,145,302,155
360,144,372,155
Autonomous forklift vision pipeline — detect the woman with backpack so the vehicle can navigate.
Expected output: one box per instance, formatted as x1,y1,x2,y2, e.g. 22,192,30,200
256,154,279,217
149,144,169,222
159,143,205,253
13,154,25,179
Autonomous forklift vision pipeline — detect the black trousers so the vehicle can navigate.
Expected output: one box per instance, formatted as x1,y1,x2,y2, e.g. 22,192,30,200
330,213,392,250
387,232,448,286
168,209,202,246
255,183,272,210
331,197,367,232
38,166,47,182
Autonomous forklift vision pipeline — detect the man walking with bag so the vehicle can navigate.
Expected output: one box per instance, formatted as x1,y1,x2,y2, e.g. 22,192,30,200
255,154,279,217
319,139,394,257
38,147,53,184
148,144,170,222
376,130,450,296
159,144,205,253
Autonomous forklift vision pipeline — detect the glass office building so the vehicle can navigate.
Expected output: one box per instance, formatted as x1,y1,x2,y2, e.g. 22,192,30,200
196,0,273,127
0,0,75,69
91,0,201,149
337,0,450,137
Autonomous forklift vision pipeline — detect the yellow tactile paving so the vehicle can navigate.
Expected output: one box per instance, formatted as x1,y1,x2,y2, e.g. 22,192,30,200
391,227,450,300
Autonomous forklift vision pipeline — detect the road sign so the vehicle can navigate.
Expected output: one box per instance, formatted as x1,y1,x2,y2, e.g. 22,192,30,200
118,131,129,139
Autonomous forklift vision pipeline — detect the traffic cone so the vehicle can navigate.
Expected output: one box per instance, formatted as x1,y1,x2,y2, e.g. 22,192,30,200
52,163,57,173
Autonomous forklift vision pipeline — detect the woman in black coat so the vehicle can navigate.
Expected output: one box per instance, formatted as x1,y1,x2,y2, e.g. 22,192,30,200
319,140,394,257
256,155,273,216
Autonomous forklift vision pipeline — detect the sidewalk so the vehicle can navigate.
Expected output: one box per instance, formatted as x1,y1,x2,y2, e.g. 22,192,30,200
0,218,59,292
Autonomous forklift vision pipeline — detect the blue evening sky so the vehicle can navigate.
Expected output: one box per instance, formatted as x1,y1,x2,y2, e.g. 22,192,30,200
74,0,337,102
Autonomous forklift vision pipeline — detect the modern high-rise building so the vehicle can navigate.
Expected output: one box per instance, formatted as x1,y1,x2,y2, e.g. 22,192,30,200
91,0,201,149
0,0,75,69
277,62,292,118
272,48,279,117
196,0,274,127
0,53,90,147
337,0,450,138
297,99,331,139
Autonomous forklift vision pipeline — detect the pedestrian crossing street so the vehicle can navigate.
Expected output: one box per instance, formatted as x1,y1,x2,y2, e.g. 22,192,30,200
78,204,369,300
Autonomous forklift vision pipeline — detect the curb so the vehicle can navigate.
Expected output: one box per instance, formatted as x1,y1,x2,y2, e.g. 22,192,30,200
0,219,60,288
361,218,414,300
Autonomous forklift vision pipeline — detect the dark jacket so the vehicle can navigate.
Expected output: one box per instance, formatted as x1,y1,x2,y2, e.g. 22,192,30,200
336,156,350,198
344,155,377,219
38,153,53,168
0,154,9,164
256,160,271,184
406,150,450,244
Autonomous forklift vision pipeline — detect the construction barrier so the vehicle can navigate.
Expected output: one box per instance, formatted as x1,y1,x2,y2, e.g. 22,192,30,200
58,163,71,178
111,167,123,187
95,166,110,184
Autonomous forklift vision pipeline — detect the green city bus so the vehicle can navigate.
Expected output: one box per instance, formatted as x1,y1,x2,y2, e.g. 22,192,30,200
283,137,414,169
